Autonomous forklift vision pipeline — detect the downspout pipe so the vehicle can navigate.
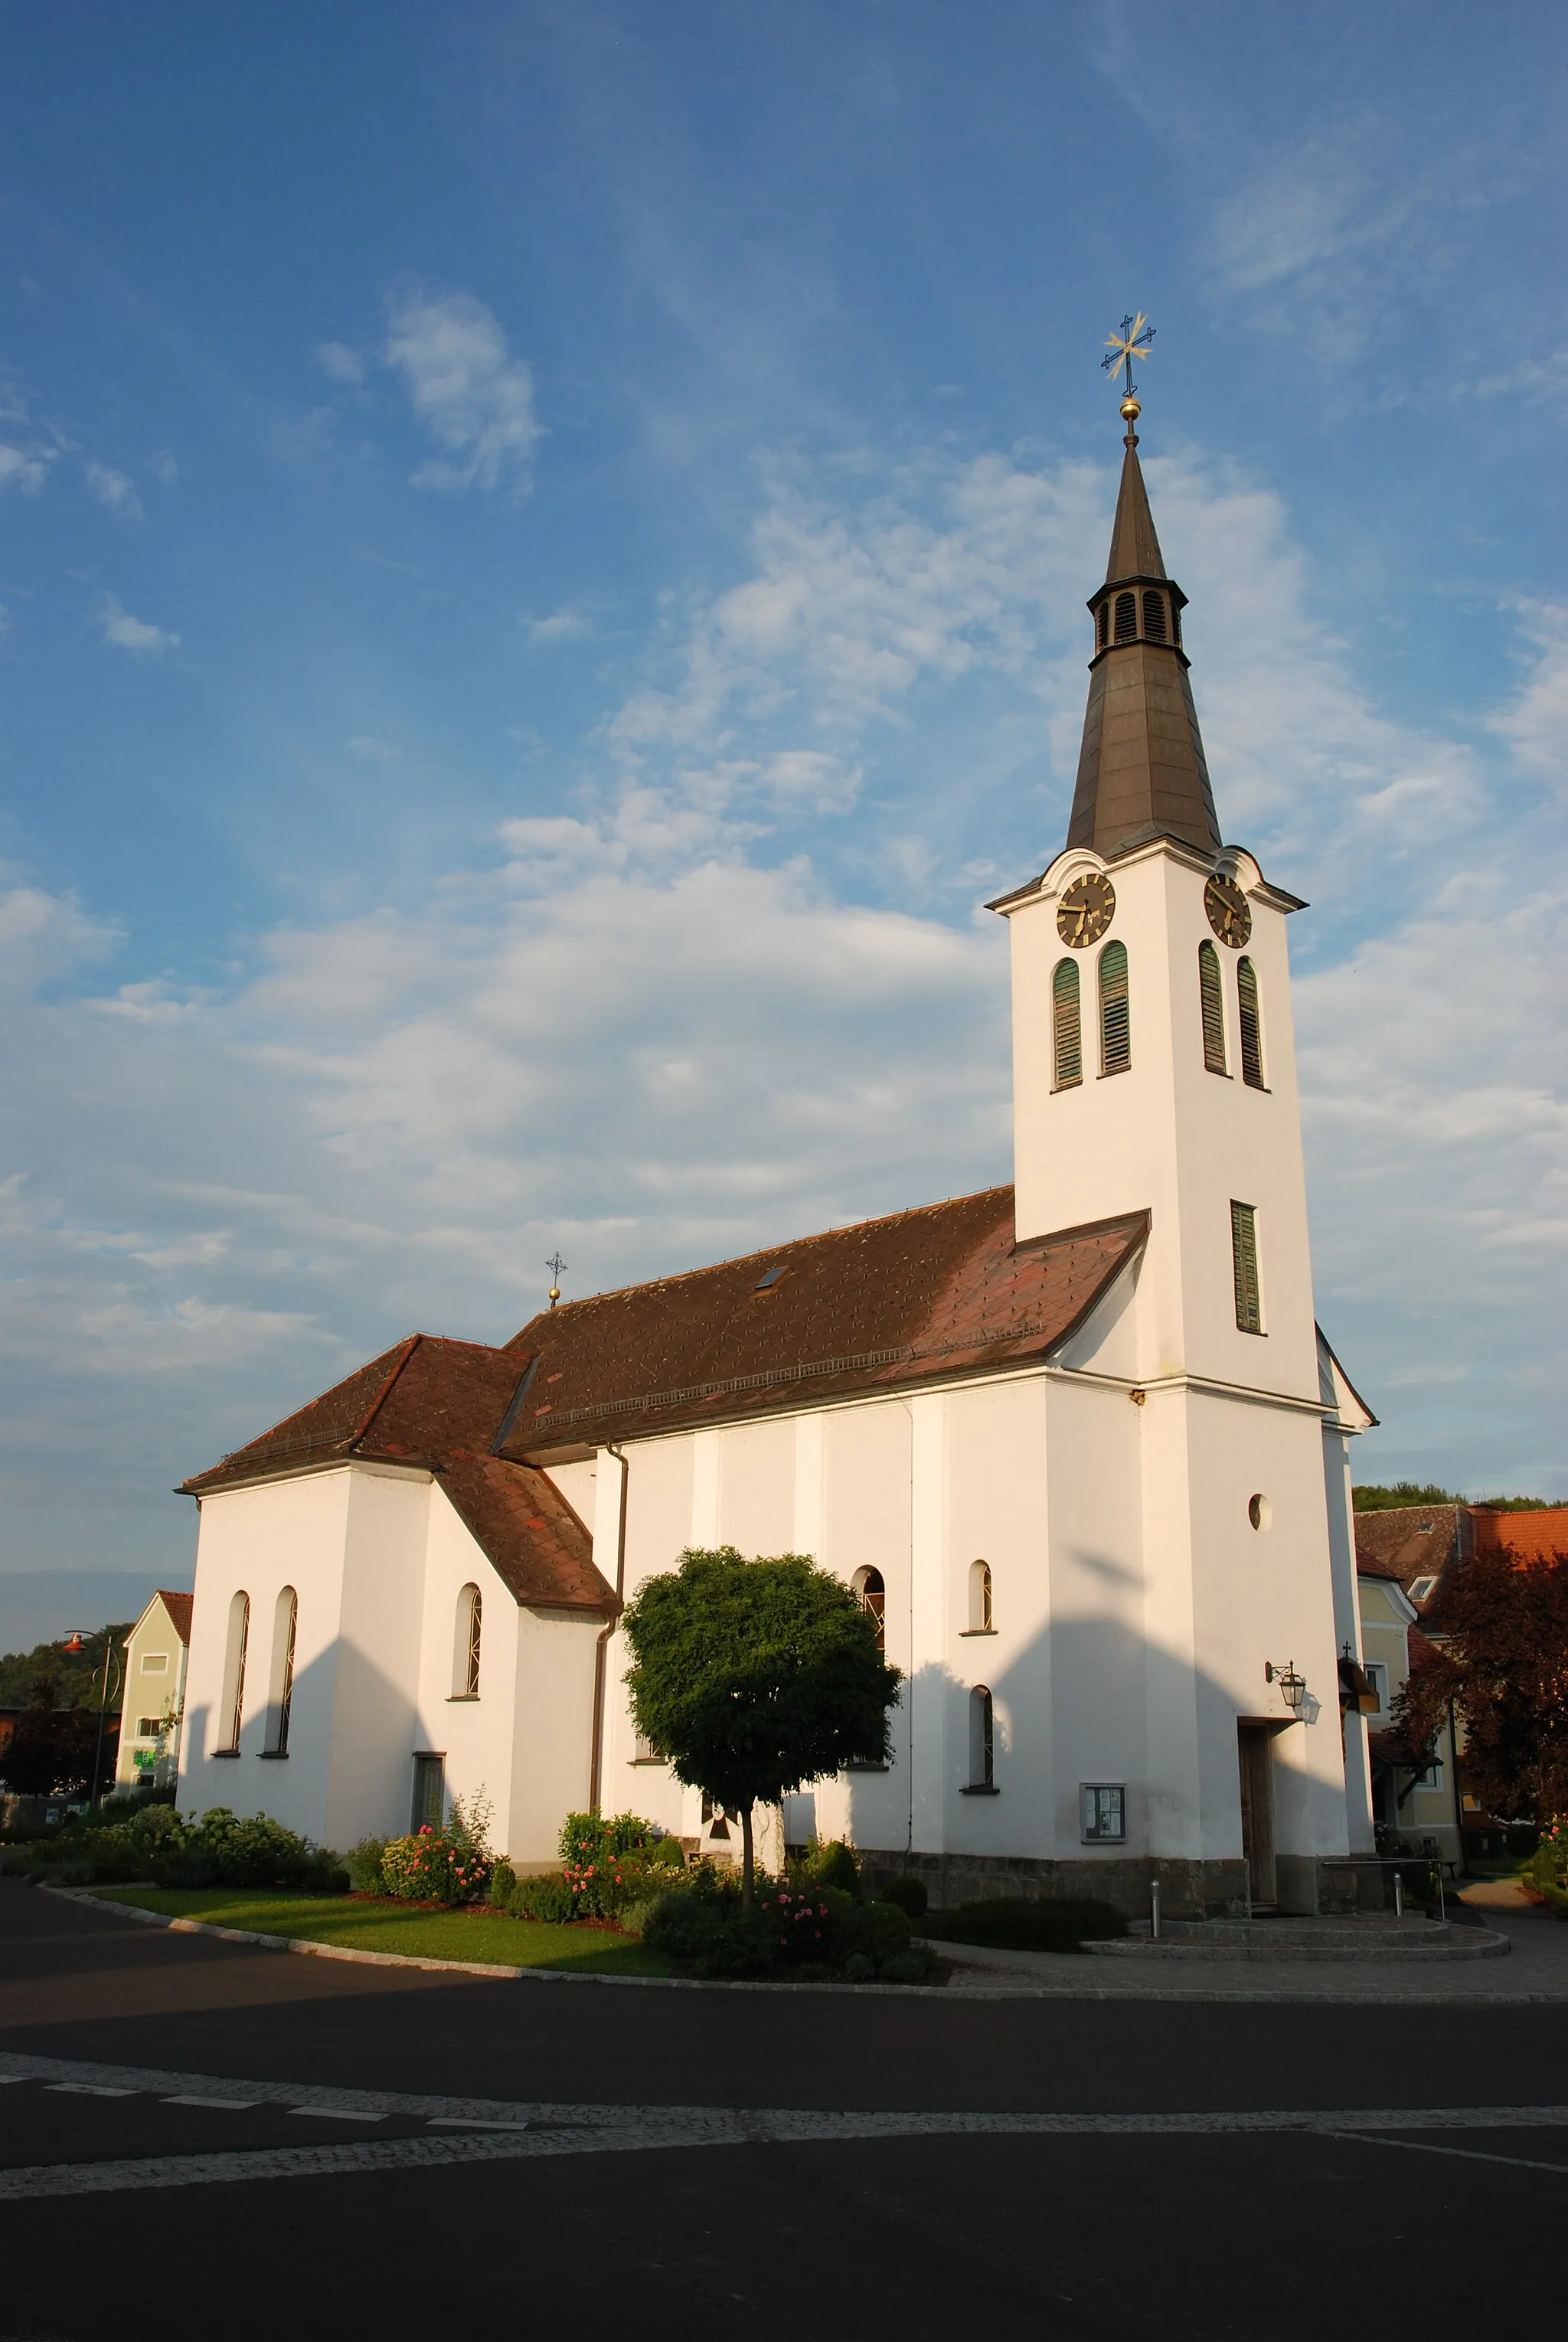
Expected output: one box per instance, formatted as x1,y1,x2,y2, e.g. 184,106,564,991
587,1443,632,1813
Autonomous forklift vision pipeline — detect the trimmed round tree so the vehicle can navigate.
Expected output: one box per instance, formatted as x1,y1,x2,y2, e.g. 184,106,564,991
621,1547,903,1902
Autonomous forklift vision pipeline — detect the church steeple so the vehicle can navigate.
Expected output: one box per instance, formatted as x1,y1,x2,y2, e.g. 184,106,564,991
1065,397,1220,862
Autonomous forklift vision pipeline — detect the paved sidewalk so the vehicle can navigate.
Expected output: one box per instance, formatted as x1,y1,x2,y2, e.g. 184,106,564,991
936,1906,1568,2001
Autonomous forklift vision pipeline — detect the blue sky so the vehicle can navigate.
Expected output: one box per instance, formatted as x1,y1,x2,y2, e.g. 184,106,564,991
2,1,1564,1630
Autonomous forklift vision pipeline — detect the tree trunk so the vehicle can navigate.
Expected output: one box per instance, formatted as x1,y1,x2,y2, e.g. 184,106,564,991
740,1804,754,1906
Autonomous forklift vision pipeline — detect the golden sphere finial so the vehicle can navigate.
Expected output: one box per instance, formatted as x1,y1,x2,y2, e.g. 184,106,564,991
548,1285,560,1308
1119,394,1141,423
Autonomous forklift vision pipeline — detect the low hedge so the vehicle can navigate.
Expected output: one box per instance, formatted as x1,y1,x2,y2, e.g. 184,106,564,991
0,1805,347,1893
917,1897,1126,1953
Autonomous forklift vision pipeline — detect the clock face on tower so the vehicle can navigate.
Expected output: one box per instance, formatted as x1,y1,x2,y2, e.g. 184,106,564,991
1204,874,1252,948
1057,872,1116,948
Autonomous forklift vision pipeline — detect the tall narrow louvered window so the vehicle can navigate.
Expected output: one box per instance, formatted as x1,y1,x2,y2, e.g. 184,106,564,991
1099,940,1130,1075
1171,603,1182,648
1230,1201,1263,1334
1199,940,1227,1074
1142,590,1166,641
1237,956,1265,1089
1052,958,1083,1089
1096,601,1109,650
1113,591,1137,642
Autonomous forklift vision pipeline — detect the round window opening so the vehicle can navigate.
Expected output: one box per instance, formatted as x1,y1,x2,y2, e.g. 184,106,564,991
1248,1494,1272,1532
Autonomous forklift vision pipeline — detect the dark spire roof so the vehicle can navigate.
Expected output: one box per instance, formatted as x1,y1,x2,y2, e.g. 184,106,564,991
1065,417,1221,861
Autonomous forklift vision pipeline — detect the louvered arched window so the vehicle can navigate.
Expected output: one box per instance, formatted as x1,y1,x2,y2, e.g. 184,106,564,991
1113,591,1137,642
1142,590,1166,641
1199,940,1227,1075
1237,956,1265,1089
1052,959,1083,1089
968,1687,995,1791
968,1560,993,1632
1096,602,1109,650
1099,940,1130,1075
1171,602,1182,648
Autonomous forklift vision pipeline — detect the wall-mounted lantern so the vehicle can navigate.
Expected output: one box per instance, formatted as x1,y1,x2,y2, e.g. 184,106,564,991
1265,1660,1306,1713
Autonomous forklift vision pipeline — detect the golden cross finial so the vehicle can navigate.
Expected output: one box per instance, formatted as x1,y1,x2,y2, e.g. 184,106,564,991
1102,311,1155,400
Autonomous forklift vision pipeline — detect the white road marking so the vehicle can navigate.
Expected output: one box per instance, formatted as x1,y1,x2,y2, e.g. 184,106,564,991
288,2107,383,2122
162,2096,263,2112
1328,2132,1568,2177
0,2050,1563,2202
45,2084,136,2098
425,2118,531,2131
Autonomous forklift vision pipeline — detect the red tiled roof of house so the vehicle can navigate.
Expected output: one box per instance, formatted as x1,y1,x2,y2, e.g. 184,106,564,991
498,1190,1149,1459
1355,1553,1406,1582
1472,1507,1568,1566
155,1591,194,1645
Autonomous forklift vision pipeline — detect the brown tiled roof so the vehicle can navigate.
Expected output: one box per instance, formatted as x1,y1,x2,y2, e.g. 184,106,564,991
179,1336,612,1618
1354,1553,1406,1583
498,1191,1148,1459
156,1591,194,1646
1349,1505,1468,1607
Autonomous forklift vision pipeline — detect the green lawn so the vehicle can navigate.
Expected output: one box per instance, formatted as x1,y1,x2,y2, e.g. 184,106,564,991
93,1888,671,1975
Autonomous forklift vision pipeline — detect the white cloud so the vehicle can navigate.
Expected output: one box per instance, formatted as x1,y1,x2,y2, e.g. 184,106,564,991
1489,601,1568,792
0,443,50,493
524,606,593,645
83,462,143,521
97,595,180,658
384,283,543,498
315,340,366,386
346,734,401,761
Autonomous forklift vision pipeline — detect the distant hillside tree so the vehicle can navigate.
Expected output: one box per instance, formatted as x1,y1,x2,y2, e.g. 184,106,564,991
0,1623,130,1710
1,1682,115,1798
621,1547,902,1902
1395,1544,1568,1823
1353,1484,1461,1513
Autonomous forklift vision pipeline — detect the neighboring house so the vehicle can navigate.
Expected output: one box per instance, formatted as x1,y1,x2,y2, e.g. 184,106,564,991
113,1591,193,1795
1354,1560,1462,1867
1351,1503,1568,1622
177,402,1382,1916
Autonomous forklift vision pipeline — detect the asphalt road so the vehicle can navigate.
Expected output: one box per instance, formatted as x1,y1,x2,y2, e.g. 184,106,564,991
2,1880,1565,2341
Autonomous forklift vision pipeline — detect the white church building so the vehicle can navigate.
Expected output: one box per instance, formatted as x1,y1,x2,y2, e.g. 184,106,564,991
177,398,1380,1916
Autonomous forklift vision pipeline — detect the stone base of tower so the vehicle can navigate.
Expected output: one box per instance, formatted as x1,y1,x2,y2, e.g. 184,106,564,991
857,1849,1383,1923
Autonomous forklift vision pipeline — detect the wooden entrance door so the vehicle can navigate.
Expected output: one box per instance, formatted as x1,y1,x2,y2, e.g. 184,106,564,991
1236,1725,1276,1908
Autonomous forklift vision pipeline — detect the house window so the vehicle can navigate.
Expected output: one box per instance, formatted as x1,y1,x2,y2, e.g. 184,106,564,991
265,1587,298,1756
853,1566,887,1652
1230,1201,1263,1334
1237,956,1265,1088
965,1687,995,1792
1414,1756,1444,1792
452,1583,482,1697
1199,940,1227,1074
1080,1784,1125,1843
1113,591,1137,642
966,1560,993,1633
1052,958,1083,1089
136,1717,165,1740
1361,1661,1389,1719
140,1651,169,1674
220,1592,250,1752
631,1730,665,1764
1142,590,1166,641
1098,940,1130,1075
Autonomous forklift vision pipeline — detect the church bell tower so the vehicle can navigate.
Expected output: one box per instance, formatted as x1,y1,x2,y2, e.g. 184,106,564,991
990,366,1320,1409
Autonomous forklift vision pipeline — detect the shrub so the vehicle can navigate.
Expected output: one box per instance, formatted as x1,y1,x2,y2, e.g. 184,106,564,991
507,1871,577,1925
918,1897,1126,1953
1530,1818,1568,1912
346,1837,389,1894
557,1812,680,1917
755,1881,838,1964
876,1873,928,1920
839,1899,911,1971
802,1839,859,1896
488,1859,516,1908
380,1792,493,1908
879,1945,936,1984
2,1803,345,1893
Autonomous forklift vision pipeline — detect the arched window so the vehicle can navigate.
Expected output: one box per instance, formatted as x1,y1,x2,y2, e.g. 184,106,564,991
852,1566,886,1653
1237,956,1265,1089
1199,939,1227,1075
1171,602,1182,648
1099,939,1130,1075
1052,958,1083,1089
265,1586,297,1756
968,1687,995,1790
968,1560,993,1633
1142,590,1166,641
1113,591,1137,642
220,1590,250,1753
1096,601,1109,650
452,1583,482,1697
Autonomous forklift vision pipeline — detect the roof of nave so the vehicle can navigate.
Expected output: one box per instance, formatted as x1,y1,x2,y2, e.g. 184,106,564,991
497,1189,1149,1460
179,1334,614,1617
